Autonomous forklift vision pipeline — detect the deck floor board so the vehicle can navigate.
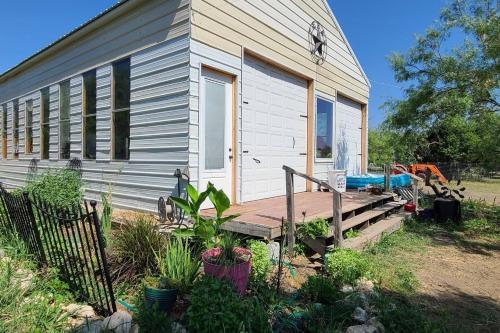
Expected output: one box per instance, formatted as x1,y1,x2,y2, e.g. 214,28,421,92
201,191,395,239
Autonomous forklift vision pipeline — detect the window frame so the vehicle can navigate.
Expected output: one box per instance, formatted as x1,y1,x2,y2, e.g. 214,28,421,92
59,80,71,160
314,94,335,162
40,87,50,160
2,104,7,159
82,70,97,160
111,57,131,161
25,99,33,155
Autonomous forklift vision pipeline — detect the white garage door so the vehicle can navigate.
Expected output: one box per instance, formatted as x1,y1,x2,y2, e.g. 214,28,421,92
242,56,307,202
336,95,362,175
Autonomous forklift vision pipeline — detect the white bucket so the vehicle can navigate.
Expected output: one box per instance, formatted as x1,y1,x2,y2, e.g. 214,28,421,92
328,170,347,193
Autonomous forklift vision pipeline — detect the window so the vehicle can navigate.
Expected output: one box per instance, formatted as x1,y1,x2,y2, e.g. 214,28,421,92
41,88,50,160
25,100,33,154
13,99,19,159
204,79,226,169
112,58,131,160
59,81,71,159
83,70,96,159
315,97,333,159
2,104,7,159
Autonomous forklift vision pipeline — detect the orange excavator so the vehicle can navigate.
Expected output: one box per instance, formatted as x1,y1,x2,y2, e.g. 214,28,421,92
393,163,448,183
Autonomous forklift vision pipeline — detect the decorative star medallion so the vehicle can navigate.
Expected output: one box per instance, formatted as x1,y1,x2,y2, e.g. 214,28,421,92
309,21,328,65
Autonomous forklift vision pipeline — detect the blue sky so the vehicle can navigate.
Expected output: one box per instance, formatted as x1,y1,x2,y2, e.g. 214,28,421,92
0,1,449,127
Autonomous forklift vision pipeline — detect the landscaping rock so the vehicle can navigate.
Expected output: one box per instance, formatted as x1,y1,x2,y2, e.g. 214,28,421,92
356,278,375,293
341,285,354,293
346,324,382,333
63,304,97,319
0,248,5,259
267,242,280,261
72,319,103,333
13,269,34,290
367,317,385,333
172,322,187,333
101,311,132,333
352,306,369,323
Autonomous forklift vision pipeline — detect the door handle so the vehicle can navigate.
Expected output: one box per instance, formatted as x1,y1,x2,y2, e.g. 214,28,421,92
253,158,261,164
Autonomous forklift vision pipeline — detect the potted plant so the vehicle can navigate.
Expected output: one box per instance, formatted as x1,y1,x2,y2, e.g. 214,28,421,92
202,232,251,295
170,183,252,294
144,236,200,312
433,180,465,223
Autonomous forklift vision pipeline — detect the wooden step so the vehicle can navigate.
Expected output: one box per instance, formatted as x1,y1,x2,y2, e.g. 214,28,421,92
333,212,412,250
324,200,406,237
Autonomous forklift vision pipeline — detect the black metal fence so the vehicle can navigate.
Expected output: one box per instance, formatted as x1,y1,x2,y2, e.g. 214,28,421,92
0,184,116,316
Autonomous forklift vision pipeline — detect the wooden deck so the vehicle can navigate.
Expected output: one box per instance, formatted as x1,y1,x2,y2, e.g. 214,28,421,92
201,191,395,239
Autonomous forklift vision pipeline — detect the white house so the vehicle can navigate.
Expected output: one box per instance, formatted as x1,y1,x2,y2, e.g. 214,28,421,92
0,0,370,212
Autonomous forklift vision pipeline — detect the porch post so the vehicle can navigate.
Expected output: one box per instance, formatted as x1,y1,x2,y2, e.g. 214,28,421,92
285,170,295,255
332,191,343,248
412,179,419,211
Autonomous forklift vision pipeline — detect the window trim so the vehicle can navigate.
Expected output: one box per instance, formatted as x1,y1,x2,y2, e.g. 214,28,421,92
25,99,33,155
111,57,131,161
314,94,335,163
2,104,7,160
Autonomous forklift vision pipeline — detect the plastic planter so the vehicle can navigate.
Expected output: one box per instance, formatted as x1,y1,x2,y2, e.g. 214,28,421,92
144,285,178,313
202,247,252,295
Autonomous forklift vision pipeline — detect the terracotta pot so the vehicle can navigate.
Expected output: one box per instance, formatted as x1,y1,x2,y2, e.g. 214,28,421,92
202,247,251,295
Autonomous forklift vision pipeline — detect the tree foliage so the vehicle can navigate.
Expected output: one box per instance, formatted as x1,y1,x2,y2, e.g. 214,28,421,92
383,0,499,168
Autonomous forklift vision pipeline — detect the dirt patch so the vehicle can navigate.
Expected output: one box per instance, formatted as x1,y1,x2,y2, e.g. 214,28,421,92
411,234,500,332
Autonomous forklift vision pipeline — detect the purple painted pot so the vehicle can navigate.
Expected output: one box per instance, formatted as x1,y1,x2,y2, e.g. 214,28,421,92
202,247,252,295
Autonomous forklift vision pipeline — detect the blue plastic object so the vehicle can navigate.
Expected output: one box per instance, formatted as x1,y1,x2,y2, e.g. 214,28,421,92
346,173,411,189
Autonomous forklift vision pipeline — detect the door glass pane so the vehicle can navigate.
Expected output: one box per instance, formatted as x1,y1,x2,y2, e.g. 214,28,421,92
204,79,226,170
316,98,333,158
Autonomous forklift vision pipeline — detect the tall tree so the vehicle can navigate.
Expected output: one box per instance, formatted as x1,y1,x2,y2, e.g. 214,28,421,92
384,0,499,168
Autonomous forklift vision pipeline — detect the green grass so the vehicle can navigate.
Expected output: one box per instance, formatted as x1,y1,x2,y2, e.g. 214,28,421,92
0,233,75,333
461,178,500,195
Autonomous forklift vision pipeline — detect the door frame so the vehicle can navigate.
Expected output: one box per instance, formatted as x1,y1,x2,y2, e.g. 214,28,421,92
198,65,237,203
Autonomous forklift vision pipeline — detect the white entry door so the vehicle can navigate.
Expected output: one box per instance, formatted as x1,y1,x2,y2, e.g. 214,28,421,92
241,55,308,202
336,95,362,175
199,68,233,203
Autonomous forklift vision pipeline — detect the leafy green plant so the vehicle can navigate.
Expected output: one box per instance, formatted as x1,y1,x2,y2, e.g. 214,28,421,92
297,218,329,240
108,215,167,284
153,236,201,292
23,169,83,208
325,249,370,286
300,275,341,305
345,229,360,239
248,240,271,283
187,276,271,333
171,183,239,248
132,297,172,333
100,186,113,243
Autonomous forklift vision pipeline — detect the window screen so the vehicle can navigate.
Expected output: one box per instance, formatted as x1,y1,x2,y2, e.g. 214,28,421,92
13,100,19,159
59,81,71,159
83,70,96,159
41,88,50,160
112,58,131,160
25,100,33,155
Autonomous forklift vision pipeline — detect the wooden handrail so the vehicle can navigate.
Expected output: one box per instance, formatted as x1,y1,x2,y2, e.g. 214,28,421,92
282,165,352,199
283,165,344,254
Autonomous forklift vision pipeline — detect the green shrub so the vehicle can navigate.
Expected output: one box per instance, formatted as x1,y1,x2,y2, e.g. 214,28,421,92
187,276,271,333
100,187,113,243
325,249,369,286
300,275,341,305
345,229,360,239
297,218,329,239
154,236,200,293
461,199,500,222
132,297,172,333
248,240,272,283
304,302,356,332
24,169,83,208
109,215,167,284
